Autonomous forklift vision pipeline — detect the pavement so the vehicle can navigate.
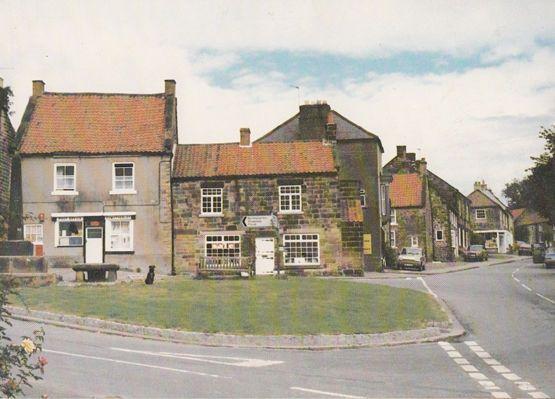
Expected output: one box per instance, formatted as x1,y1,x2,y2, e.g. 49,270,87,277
6,257,554,398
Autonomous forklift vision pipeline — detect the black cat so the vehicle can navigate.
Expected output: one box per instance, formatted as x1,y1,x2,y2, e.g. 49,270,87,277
145,265,156,285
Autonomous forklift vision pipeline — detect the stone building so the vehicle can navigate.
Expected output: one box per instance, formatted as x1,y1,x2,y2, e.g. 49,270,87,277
384,146,472,261
16,80,177,273
468,181,514,253
172,130,366,275
511,208,552,246
0,77,17,239
256,102,388,271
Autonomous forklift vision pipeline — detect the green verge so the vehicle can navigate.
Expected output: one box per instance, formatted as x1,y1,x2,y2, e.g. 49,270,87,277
12,278,447,335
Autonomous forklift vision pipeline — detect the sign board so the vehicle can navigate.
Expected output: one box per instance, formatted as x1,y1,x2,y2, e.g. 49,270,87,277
363,234,372,255
242,215,275,228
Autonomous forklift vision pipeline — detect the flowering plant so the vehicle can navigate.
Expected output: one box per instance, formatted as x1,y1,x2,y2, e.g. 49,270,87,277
1,278,46,398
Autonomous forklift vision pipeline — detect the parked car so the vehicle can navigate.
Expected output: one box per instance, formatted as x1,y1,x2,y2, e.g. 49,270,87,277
517,241,532,256
464,244,489,262
396,247,426,271
532,243,546,264
544,247,555,269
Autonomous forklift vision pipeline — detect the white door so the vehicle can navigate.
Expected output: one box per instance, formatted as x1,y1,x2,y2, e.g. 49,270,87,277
85,227,103,264
255,237,275,275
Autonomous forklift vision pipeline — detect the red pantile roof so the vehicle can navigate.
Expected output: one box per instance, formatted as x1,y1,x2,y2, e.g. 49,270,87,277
389,173,424,207
19,93,169,154
174,141,337,178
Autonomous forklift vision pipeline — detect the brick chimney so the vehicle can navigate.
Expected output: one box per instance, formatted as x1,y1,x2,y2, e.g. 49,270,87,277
396,145,407,158
239,128,251,147
299,101,331,141
474,180,487,191
407,152,416,162
32,80,45,96
416,158,427,176
164,79,176,95
325,111,337,142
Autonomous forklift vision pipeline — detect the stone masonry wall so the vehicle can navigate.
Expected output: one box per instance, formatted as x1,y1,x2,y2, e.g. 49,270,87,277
173,174,347,274
391,207,427,258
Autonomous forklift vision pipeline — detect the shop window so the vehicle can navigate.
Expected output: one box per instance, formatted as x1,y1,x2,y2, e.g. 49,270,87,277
283,234,319,265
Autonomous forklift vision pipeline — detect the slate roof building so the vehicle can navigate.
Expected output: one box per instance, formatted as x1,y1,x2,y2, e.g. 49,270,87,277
511,208,553,246
468,181,514,253
385,146,472,261
16,80,177,273
172,129,365,275
255,102,389,271
0,77,17,238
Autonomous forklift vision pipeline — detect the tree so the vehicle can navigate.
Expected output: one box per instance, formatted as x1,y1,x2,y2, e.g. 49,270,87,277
503,126,555,223
0,279,47,398
0,85,13,114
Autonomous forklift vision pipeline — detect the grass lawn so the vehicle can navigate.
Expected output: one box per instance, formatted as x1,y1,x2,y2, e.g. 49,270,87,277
13,278,447,335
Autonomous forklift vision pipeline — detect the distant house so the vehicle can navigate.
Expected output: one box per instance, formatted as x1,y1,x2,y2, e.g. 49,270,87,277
468,181,514,253
256,102,388,271
172,129,365,275
16,80,177,273
384,146,472,261
0,77,17,239
511,208,553,246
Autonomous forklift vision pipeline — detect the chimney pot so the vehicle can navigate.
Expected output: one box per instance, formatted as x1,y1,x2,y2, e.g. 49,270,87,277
396,145,407,157
239,127,251,147
417,158,427,175
164,79,176,95
32,80,45,96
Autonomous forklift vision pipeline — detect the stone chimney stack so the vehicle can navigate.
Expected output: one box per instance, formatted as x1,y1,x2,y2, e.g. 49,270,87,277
299,101,331,140
416,158,427,176
32,80,45,97
474,180,487,191
325,111,337,142
396,145,407,158
407,152,416,162
239,128,251,147
164,79,176,96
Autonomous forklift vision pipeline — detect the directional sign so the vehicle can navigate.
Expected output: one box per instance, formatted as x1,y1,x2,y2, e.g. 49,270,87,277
241,215,274,228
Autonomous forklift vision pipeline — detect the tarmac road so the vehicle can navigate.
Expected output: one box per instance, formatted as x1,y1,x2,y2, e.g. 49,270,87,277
7,257,553,398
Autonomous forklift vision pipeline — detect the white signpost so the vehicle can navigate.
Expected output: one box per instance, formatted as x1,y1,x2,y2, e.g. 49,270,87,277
241,215,279,228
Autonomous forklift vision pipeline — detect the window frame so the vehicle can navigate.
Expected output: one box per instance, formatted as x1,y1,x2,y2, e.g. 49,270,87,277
23,224,43,244
204,234,241,258
410,235,419,248
110,162,137,195
475,209,487,220
52,163,78,195
391,209,397,225
105,217,134,252
54,217,84,247
435,229,444,241
283,233,320,266
278,185,302,214
390,230,396,248
200,187,224,216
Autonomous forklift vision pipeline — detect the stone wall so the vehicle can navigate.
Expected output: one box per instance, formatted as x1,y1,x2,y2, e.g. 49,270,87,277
172,174,348,274
430,188,453,262
472,206,502,231
0,108,15,238
391,207,428,258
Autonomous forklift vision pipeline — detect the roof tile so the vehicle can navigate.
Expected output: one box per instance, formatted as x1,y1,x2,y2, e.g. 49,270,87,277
390,173,423,207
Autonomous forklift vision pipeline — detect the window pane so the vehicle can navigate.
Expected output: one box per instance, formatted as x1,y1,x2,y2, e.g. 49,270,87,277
58,220,83,246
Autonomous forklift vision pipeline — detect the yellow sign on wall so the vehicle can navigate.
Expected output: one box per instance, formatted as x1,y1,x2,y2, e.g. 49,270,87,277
363,234,372,255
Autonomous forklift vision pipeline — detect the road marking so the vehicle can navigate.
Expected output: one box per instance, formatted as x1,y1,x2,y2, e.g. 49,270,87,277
536,293,555,304
521,284,533,292
475,351,492,359
464,341,478,346
492,365,511,373
484,358,501,366
516,382,536,391
469,345,485,352
453,357,470,365
492,392,511,399
417,277,437,298
290,387,365,399
529,392,549,398
478,380,499,389
111,347,283,368
44,349,226,378
446,350,463,358
461,365,479,372
469,372,489,380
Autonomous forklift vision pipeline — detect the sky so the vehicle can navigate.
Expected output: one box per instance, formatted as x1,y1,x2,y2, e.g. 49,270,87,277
1,0,554,199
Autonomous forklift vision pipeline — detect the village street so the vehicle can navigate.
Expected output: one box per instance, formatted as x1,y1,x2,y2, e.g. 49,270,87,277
9,258,554,398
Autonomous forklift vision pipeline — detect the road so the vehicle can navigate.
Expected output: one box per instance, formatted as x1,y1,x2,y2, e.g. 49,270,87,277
7,258,554,398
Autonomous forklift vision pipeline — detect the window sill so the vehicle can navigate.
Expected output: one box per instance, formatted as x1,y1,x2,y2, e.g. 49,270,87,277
105,250,135,254
51,191,79,196
199,213,224,217
278,211,303,215
110,189,137,195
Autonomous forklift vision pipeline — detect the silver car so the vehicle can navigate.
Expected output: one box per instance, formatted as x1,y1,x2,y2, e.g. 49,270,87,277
396,247,426,271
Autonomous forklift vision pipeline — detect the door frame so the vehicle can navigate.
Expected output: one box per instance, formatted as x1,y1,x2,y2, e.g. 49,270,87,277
255,237,275,275
84,226,105,264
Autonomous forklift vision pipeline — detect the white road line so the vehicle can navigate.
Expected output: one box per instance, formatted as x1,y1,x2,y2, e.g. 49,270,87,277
484,358,501,366
529,391,549,398
502,373,522,381
514,278,521,283
111,347,283,368
515,382,536,391
468,372,489,380
478,380,498,389
446,350,463,358
464,341,478,346
290,387,366,399
469,345,485,352
461,365,479,372
521,284,533,292
454,358,470,365
536,293,555,304
44,349,226,378
417,277,437,298
492,392,511,399
492,365,511,373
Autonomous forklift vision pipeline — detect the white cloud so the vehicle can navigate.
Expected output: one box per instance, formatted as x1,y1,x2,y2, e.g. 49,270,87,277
0,0,554,198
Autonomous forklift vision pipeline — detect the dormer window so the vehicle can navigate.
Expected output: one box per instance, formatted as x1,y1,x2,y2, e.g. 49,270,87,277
52,163,78,195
